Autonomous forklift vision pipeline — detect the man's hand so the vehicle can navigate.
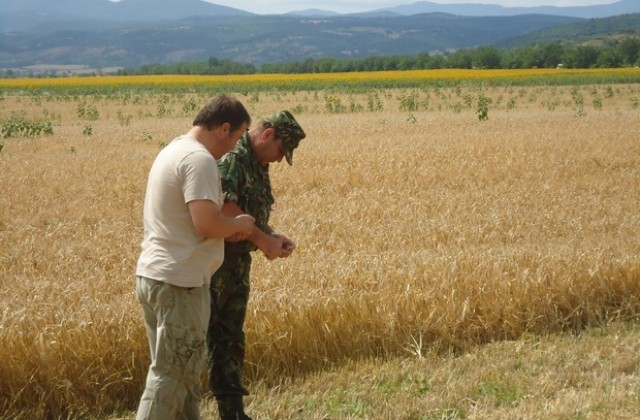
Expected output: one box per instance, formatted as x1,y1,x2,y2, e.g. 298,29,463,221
222,201,255,242
260,233,283,260
272,233,296,258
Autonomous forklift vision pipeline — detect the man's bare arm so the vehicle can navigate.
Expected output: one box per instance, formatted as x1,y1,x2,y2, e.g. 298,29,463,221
188,199,254,238
222,201,282,259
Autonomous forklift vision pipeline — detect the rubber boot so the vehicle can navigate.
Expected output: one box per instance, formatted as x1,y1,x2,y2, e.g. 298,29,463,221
216,395,253,420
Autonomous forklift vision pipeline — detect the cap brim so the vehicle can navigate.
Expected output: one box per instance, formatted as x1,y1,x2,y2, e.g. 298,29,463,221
285,149,293,165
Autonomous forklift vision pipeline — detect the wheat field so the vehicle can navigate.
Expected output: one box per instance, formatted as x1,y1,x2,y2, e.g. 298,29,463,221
1,83,639,419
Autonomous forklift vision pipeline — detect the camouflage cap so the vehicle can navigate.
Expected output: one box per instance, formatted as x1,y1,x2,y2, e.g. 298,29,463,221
266,110,306,165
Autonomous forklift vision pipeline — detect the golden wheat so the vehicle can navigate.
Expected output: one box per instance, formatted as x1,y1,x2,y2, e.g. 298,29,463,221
0,84,639,418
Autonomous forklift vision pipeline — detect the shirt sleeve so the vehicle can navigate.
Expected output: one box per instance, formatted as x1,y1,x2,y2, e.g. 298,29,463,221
218,152,243,204
181,150,222,206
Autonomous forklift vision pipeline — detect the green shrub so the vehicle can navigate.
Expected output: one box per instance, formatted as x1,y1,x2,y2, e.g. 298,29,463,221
1,112,53,138
477,92,492,121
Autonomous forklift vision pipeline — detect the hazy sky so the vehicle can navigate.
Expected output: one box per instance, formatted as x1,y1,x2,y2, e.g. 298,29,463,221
203,0,619,15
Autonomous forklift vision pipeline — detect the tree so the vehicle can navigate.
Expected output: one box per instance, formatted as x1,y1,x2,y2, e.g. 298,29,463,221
501,49,525,69
446,50,473,69
426,54,446,69
472,46,501,69
520,45,545,68
616,38,640,66
597,49,622,68
414,52,432,69
540,42,564,68
563,45,600,68
397,55,417,70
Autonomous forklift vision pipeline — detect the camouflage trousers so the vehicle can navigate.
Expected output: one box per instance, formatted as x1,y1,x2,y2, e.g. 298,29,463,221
207,251,252,397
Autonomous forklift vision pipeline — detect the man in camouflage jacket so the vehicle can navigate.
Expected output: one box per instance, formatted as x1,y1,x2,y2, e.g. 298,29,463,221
207,110,306,420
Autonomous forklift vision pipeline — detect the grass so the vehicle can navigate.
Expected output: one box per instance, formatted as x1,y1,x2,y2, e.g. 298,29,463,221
0,82,639,419
103,322,640,419
246,322,640,419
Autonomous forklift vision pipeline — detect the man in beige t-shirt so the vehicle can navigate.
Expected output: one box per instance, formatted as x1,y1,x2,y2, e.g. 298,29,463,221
135,94,255,420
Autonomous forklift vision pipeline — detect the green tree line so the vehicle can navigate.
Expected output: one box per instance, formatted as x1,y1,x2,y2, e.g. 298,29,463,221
116,40,640,76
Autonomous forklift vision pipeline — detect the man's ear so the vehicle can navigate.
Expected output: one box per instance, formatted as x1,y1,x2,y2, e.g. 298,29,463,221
220,122,231,135
262,127,276,141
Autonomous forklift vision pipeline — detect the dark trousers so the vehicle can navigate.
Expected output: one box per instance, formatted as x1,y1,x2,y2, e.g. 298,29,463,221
207,252,252,397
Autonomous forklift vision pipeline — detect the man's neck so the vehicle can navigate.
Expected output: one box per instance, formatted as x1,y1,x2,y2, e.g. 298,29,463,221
187,126,219,157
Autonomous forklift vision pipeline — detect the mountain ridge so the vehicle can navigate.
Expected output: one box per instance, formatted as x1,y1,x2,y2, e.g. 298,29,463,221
1,0,639,73
0,13,583,69
377,0,639,19
2,0,639,28
0,0,252,30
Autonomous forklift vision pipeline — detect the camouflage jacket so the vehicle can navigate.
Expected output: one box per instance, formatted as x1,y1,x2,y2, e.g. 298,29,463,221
218,133,274,254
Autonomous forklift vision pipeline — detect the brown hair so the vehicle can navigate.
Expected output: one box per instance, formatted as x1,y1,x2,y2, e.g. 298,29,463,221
192,94,251,132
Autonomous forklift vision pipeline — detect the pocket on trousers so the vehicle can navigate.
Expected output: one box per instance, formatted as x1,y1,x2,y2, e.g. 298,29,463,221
161,323,206,385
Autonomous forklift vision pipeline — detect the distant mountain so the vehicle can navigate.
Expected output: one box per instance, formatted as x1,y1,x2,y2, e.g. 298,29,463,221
0,0,251,31
1,0,637,29
1,0,639,73
379,0,640,19
286,9,341,17
499,12,640,48
0,13,581,69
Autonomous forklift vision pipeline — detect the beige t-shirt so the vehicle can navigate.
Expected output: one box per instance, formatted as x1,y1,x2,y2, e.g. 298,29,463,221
136,135,223,287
